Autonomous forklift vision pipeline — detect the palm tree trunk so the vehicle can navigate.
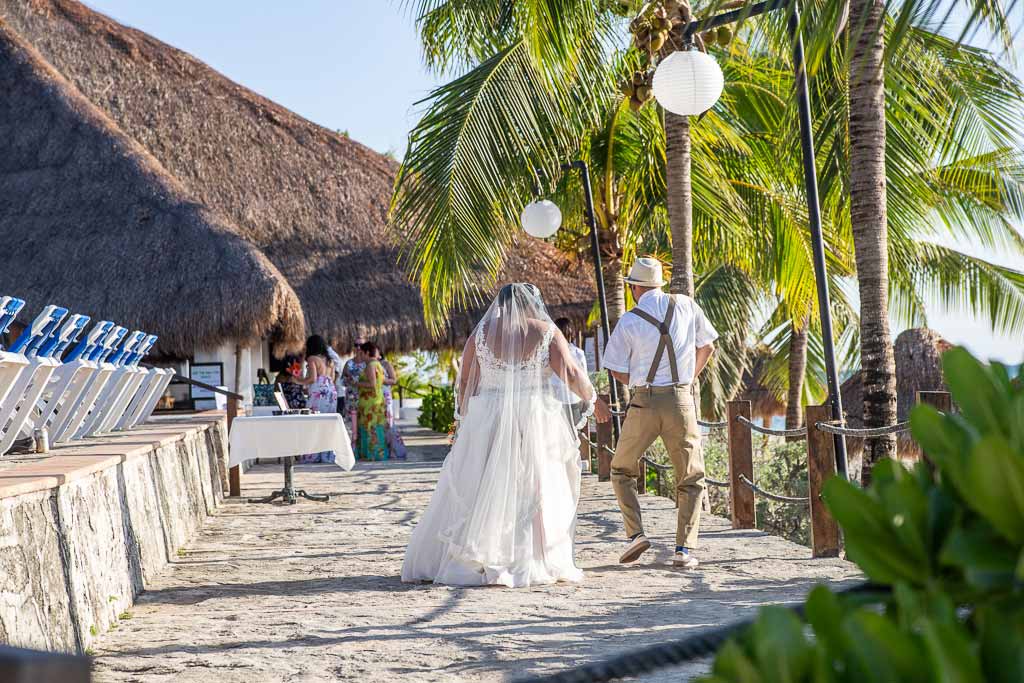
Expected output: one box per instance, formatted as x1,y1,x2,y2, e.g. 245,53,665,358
603,255,625,331
785,322,808,440
665,111,701,411
665,112,694,297
849,0,898,483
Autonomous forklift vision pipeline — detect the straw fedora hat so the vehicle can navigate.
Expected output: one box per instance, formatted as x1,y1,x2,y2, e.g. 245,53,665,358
623,257,667,287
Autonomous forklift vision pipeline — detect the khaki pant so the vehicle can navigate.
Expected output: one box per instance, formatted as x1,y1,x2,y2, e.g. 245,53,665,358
611,385,704,548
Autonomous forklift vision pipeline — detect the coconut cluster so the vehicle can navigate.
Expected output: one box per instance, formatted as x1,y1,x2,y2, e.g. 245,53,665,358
623,0,738,110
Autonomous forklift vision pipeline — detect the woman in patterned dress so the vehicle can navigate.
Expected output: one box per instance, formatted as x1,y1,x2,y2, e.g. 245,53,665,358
341,338,367,447
356,342,390,461
376,347,407,459
294,335,338,464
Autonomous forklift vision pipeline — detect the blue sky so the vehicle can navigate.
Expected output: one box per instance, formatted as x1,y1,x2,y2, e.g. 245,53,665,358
83,1,1023,364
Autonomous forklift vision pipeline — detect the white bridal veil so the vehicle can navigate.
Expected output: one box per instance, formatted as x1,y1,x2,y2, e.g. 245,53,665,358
401,283,595,586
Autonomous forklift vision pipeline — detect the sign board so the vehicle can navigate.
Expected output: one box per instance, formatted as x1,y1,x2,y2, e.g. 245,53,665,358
189,363,224,401
583,331,606,371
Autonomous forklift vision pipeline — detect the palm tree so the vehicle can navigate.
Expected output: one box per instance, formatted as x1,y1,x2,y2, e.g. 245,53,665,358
391,0,1024,433
819,0,1018,473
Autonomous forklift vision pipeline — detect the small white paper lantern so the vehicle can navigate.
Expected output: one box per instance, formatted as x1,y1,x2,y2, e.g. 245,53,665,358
652,50,724,116
520,200,562,239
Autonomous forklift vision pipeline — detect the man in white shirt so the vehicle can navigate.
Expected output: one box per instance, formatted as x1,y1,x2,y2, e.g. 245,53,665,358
601,258,718,569
551,317,589,423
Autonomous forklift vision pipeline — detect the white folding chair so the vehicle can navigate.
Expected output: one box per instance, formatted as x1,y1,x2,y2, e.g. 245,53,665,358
32,320,113,439
54,326,128,443
116,335,173,430
75,331,147,438
97,334,157,434
0,307,78,455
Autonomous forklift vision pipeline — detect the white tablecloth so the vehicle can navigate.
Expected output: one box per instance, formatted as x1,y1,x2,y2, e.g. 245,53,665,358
228,414,355,470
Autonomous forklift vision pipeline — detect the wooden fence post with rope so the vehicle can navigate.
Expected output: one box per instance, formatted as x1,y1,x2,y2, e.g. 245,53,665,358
726,400,755,529
805,403,841,558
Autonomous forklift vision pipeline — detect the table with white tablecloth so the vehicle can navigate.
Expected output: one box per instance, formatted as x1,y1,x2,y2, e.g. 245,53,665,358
228,414,355,470
228,414,354,503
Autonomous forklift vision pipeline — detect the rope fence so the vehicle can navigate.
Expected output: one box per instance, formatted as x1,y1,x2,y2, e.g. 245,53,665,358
737,473,809,505
814,420,911,437
734,415,807,438
579,392,950,557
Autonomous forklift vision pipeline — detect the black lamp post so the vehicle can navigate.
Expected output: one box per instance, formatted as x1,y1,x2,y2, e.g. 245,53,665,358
522,162,623,442
673,0,848,478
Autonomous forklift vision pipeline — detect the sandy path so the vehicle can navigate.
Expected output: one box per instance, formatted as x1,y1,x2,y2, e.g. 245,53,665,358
92,424,859,682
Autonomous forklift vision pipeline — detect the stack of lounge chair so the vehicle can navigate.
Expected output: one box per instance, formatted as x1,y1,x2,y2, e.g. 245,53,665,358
0,296,176,455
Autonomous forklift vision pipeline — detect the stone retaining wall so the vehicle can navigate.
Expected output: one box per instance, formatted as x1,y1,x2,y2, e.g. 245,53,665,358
0,416,226,653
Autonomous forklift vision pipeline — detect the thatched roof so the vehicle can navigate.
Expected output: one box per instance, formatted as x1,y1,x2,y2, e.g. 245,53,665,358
738,345,786,421
840,327,953,427
839,327,952,467
0,18,305,357
2,0,597,352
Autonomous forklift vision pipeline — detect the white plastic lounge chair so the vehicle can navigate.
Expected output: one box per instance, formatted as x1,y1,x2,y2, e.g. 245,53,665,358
94,334,157,434
0,308,81,455
31,320,114,439
0,296,29,409
115,335,174,430
74,330,147,438
52,325,128,443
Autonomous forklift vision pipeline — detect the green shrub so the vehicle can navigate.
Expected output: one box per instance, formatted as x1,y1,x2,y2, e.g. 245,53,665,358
698,348,1024,682
418,385,455,433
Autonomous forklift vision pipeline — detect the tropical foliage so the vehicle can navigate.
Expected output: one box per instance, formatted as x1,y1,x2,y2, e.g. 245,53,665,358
418,384,457,433
391,0,1024,424
698,348,1024,682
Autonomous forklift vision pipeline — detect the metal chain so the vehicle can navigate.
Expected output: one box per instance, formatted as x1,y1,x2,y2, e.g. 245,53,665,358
814,420,911,437
738,474,809,504
735,415,808,438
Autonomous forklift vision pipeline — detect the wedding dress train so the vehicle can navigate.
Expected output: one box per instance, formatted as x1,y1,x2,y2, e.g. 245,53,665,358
401,285,594,588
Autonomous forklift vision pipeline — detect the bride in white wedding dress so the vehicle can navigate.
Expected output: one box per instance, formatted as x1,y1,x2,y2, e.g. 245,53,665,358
401,283,607,587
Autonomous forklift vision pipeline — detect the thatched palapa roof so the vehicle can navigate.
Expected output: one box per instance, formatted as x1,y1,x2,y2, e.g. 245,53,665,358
2,0,597,353
0,18,305,357
839,328,953,464
737,345,786,421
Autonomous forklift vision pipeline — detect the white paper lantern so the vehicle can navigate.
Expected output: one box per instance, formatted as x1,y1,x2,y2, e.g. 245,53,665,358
520,200,562,239
652,50,724,116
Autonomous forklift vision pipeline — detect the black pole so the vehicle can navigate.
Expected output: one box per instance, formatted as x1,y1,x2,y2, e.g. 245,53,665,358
564,160,622,441
788,4,849,479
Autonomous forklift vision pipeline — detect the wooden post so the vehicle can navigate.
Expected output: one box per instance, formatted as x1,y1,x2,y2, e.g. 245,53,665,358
227,396,240,497
806,404,841,558
596,393,612,481
638,457,647,495
727,400,755,529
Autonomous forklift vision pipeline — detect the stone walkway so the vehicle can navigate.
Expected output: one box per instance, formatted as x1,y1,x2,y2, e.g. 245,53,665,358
92,422,860,682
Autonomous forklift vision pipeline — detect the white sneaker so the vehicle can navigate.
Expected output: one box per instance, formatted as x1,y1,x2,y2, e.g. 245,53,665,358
619,535,651,564
673,548,699,569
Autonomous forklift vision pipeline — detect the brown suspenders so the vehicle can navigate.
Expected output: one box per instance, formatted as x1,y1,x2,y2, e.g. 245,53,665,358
629,298,680,385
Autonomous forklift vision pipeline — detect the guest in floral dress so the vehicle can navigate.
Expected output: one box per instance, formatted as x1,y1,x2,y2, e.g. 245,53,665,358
341,338,367,447
294,335,338,464
376,347,407,460
357,342,390,461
